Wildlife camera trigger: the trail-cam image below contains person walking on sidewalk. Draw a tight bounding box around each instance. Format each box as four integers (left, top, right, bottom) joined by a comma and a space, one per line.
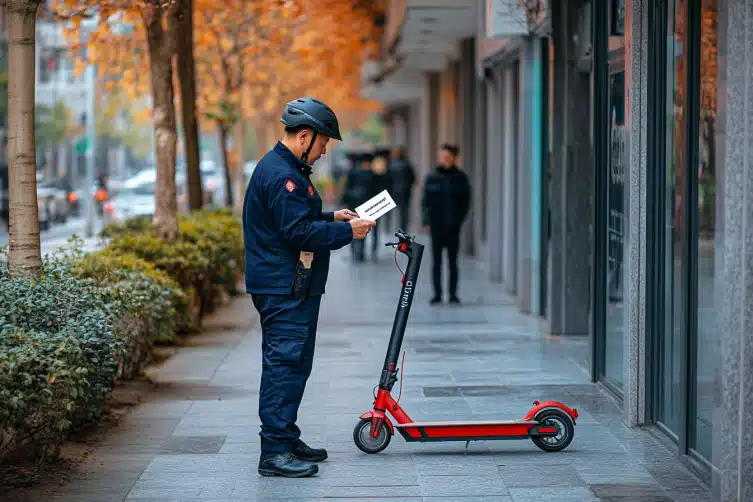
367, 147, 393, 259
388, 146, 416, 231
243, 97, 375, 478
421, 143, 471, 305
342, 151, 375, 262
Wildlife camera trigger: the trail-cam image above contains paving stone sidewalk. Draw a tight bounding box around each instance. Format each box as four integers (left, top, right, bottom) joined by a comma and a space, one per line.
10, 241, 712, 501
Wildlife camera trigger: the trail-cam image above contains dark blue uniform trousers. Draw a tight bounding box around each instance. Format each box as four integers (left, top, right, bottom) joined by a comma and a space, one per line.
251, 293, 322, 460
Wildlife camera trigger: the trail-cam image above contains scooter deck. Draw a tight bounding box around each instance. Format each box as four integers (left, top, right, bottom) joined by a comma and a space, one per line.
394, 419, 539, 428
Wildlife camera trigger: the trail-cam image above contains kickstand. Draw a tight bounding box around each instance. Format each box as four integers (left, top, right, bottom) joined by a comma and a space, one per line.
464, 440, 470, 454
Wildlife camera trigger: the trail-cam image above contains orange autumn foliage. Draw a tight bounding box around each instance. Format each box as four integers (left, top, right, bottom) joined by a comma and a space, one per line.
53, 0, 384, 133
195, 0, 384, 133
191, 0, 384, 206
52, 0, 185, 239
51, 2, 151, 100
51, 0, 385, 213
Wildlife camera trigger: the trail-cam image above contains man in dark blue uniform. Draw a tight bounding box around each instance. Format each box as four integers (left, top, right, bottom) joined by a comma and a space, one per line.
243, 98, 375, 478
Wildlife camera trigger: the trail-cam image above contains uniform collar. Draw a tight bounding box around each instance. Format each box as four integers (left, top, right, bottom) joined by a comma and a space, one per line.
274, 141, 313, 177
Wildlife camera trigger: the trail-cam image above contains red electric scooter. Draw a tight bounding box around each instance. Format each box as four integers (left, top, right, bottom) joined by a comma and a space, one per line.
354, 230, 579, 454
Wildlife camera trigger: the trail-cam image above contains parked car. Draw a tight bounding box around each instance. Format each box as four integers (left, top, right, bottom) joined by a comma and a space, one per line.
103, 176, 156, 225
200, 161, 226, 206
37, 181, 68, 225
103, 169, 187, 224
38, 193, 52, 231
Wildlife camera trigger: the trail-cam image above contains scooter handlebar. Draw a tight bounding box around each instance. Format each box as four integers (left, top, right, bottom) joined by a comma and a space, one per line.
385, 229, 415, 248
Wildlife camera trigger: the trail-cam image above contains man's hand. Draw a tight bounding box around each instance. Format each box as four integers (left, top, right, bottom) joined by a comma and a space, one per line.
349, 218, 376, 239
334, 209, 358, 222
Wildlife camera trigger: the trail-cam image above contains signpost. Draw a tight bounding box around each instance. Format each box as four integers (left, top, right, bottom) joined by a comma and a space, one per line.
84, 63, 96, 238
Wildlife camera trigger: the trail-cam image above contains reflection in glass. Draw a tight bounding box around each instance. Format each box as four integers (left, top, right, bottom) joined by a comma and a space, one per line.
603, 0, 627, 389
605, 69, 626, 387
660, 0, 686, 437
692, 0, 718, 462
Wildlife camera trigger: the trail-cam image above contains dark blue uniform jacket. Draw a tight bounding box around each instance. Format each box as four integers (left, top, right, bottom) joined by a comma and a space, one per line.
243, 142, 353, 295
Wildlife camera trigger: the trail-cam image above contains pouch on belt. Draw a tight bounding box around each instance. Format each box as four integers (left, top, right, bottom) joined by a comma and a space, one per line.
292, 251, 314, 298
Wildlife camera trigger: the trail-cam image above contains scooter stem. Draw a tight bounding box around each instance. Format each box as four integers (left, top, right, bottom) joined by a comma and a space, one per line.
380, 233, 424, 391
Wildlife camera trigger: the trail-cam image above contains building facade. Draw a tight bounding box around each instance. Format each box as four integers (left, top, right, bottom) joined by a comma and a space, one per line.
363, 0, 753, 499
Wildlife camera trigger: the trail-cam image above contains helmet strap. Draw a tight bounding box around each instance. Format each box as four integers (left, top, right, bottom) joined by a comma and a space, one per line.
301, 130, 318, 164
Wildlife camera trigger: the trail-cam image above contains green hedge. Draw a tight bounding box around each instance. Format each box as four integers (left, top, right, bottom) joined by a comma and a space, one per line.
0, 209, 243, 463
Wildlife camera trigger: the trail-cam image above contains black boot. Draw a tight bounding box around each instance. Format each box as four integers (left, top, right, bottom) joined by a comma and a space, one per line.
292, 439, 328, 462
258, 452, 318, 477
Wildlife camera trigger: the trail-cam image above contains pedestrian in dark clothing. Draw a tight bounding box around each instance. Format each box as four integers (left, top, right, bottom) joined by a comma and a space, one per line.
342, 152, 376, 262
368, 147, 393, 257
387, 146, 416, 231
421, 144, 471, 305
243, 97, 375, 478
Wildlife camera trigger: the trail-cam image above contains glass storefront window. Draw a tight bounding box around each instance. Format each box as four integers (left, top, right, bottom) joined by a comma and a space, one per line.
692, 0, 718, 461
659, 0, 687, 439
603, 0, 627, 389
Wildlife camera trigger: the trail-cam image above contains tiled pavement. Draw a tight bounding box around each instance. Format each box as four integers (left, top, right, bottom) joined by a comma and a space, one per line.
11, 237, 712, 501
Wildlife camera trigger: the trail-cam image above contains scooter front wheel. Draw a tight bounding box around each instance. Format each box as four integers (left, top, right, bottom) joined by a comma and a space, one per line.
531, 409, 575, 452
353, 418, 391, 454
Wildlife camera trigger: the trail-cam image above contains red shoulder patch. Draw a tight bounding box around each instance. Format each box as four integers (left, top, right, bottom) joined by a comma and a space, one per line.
308, 186, 314, 196
285, 180, 296, 192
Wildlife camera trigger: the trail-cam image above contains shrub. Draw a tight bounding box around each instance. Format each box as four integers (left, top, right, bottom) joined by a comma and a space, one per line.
106, 230, 210, 291
0, 208, 244, 462
0, 256, 124, 459
179, 210, 244, 298
0, 325, 115, 459
71, 250, 188, 360
99, 214, 153, 239
105, 210, 243, 323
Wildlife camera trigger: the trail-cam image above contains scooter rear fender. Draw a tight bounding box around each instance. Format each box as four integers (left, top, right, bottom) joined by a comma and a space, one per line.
523, 400, 579, 424
360, 411, 395, 435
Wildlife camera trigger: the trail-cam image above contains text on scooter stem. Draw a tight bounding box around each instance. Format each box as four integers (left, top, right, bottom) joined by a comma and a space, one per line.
401, 281, 414, 308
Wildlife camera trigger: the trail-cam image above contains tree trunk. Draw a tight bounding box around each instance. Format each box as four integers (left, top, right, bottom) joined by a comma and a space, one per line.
6, 0, 42, 280
217, 123, 233, 207
145, 5, 179, 241
174, 0, 203, 212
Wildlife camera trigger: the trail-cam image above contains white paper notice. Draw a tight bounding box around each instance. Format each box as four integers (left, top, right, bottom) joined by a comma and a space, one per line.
355, 190, 397, 221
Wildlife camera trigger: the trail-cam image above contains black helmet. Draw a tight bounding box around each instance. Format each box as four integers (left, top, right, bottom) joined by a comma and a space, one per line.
373, 147, 391, 159
280, 97, 342, 141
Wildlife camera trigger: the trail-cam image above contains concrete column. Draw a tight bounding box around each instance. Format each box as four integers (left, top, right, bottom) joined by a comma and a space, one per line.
714, 0, 753, 499
406, 100, 422, 232
486, 68, 504, 282
516, 55, 531, 310
624, 0, 648, 428
438, 65, 452, 145
427, 71, 441, 166
548, 0, 594, 337
459, 38, 477, 256
412, 71, 441, 231
474, 74, 488, 258
392, 111, 408, 147
502, 65, 517, 293
515, 37, 545, 314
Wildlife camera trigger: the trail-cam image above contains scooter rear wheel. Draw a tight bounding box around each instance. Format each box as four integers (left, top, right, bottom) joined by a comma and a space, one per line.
531, 409, 575, 452
353, 418, 391, 454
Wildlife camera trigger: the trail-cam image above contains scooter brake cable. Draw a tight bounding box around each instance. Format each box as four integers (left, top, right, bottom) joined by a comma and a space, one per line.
394, 248, 405, 281
395, 351, 406, 404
